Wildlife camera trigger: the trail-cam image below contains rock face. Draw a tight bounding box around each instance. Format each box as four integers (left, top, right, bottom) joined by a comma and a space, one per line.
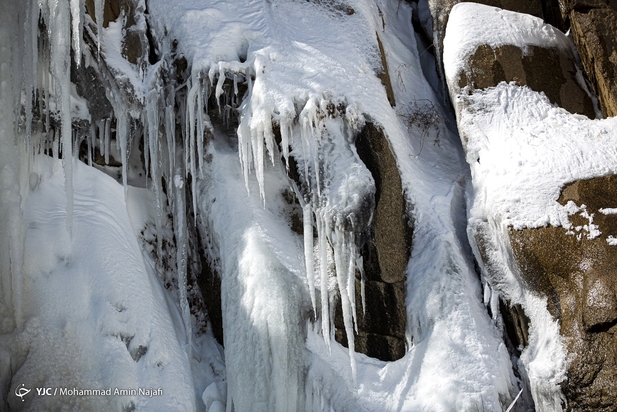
444, 4, 617, 410
509, 176, 617, 411
458, 43, 595, 118
564, 1, 617, 117
334, 123, 411, 362
85, 0, 149, 66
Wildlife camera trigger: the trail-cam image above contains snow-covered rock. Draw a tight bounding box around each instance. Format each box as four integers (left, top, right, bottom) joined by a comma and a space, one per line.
445, 3, 617, 410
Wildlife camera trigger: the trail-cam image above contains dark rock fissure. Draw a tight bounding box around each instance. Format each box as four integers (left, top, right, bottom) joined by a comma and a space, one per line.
144, 4, 161, 65
499, 299, 530, 355
587, 318, 617, 333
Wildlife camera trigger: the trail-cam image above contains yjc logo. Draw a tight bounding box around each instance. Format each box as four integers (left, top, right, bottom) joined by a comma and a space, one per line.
14, 384, 31, 402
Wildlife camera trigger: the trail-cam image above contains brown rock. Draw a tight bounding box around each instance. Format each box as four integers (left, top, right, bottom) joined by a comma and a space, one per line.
332, 122, 411, 361
458, 43, 595, 117
356, 123, 413, 284
334, 279, 407, 362
561, 0, 617, 12
499, 299, 530, 352
376, 33, 396, 107
508, 175, 617, 411
85, 0, 121, 28
335, 329, 406, 362
569, 6, 617, 117
335, 279, 406, 340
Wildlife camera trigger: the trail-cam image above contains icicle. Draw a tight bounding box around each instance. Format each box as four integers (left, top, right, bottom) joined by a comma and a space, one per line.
183, 78, 191, 179
237, 100, 253, 192
173, 170, 192, 346
116, 111, 128, 192
252, 123, 265, 204
347, 232, 358, 333
280, 117, 291, 167
186, 74, 199, 221
196, 78, 205, 175
332, 222, 356, 382
48, 0, 74, 235
358, 256, 366, 315
303, 203, 316, 314
104, 118, 110, 165
88, 125, 94, 166
317, 212, 330, 351
146, 89, 164, 259
143, 116, 149, 186
94, 0, 104, 55
215, 65, 225, 113
165, 102, 176, 192
23, 1, 38, 147
69, 0, 83, 66
263, 111, 275, 167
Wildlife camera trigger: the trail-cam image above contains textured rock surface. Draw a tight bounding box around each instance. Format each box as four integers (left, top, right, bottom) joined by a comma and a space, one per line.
509, 176, 617, 411
565, 1, 617, 117
458, 43, 595, 118
356, 123, 412, 285
335, 279, 407, 361
82, 0, 149, 114
334, 123, 411, 362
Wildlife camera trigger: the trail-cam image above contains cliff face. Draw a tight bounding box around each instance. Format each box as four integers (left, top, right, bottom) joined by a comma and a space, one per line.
1, 0, 617, 411
443, 3, 617, 410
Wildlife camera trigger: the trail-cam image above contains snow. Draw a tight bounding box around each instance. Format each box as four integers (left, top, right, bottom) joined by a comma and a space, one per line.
8, 156, 195, 411
454, 82, 617, 230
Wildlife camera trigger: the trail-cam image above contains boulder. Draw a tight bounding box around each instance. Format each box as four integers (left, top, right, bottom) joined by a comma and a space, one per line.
444, 4, 617, 409
509, 176, 617, 411
356, 123, 413, 284
335, 279, 407, 361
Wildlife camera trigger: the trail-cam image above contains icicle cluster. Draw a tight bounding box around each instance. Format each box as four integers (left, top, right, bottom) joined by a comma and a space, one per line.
0, 0, 205, 346
0, 0, 92, 328
237, 79, 376, 379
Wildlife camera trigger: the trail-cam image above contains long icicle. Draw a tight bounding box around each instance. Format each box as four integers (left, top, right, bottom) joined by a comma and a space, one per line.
49, 0, 74, 236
